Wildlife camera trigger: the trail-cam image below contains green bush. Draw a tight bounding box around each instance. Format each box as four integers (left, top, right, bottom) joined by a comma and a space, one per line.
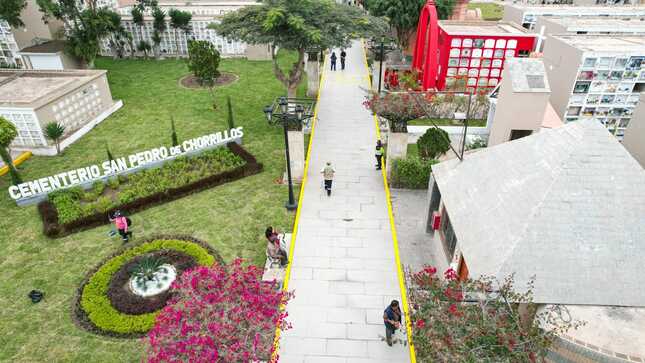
80, 239, 216, 334
49, 187, 85, 224
106, 177, 120, 190
391, 156, 437, 189
417, 127, 451, 159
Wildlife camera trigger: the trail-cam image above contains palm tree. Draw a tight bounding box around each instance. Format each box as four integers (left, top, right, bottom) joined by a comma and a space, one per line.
44, 122, 65, 155
131, 7, 144, 54
137, 40, 152, 59
168, 8, 191, 58
0, 116, 22, 184
151, 7, 166, 59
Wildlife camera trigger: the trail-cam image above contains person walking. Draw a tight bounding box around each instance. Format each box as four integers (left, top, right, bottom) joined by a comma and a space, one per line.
375, 139, 385, 170
321, 161, 335, 196
109, 210, 132, 243
330, 51, 337, 71
340, 49, 347, 70
383, 300, 402, 346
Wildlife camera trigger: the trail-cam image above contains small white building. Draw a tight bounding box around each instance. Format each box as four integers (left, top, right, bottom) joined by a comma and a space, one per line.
0, 69, 122, 155
19, 40, 81, 70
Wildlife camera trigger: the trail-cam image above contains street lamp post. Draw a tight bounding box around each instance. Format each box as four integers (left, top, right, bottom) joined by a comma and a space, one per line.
264, 97, 315, 211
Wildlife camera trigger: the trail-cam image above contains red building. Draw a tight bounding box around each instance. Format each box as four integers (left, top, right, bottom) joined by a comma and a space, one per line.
436, 21, 537, 92
413, 3, 537, 93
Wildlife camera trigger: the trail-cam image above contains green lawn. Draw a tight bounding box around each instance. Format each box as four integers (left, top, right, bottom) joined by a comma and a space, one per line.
468, 2, 504, 20
0, 52, 305, 362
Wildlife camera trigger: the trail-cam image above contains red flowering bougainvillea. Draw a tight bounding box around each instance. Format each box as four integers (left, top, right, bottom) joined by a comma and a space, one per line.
144, 259, 292, 362
408, 266, 584, 362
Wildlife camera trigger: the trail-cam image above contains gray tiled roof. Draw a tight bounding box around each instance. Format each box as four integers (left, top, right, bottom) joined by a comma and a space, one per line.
432, 120, 645, 306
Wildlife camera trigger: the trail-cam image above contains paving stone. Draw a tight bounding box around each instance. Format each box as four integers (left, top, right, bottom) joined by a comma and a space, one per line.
280, 42, 409, 363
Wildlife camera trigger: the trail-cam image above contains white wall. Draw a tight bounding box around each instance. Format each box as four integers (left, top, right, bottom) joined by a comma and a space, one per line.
27, 54, 64, 70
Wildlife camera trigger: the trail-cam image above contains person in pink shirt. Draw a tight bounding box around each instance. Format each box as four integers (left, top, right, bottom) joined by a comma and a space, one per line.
110, 210, 132, 243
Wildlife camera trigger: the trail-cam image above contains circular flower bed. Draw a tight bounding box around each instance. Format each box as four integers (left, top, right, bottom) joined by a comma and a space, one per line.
74, 235, 223, 338
179, 72, 238, 89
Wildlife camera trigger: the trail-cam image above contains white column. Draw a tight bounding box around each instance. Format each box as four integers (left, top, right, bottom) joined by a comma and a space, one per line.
385, 131, 408, 180
287, 130, 305, 182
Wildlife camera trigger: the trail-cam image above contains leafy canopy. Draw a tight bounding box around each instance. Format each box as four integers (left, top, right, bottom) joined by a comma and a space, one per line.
168, 8, 191, 32
44, 122, 65, 141
37, 0, 120, 66
187, 40, 221, 86
214, 0, 387, 51
417, 127, 450, 159
365, 0, 456, 48
0, 116, 18, 147
0, 0, 27, 27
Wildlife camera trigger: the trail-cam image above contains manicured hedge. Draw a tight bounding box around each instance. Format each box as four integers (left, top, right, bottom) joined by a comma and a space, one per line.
73, 235, 223, 338
39, 143, 262, 238
390, 156, 438, 189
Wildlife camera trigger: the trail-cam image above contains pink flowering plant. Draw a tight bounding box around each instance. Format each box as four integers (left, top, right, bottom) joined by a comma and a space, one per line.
408, 266, 584, 362
144, 259, 293, 362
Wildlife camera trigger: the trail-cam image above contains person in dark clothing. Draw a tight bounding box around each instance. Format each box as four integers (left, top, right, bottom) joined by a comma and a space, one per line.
383, 300, 402, 346
340, 49, 347, 70
375, 139, 384, 170
330, 51, 337, 71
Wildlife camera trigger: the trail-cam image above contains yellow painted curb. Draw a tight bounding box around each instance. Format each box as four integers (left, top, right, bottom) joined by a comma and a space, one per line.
0, 151, 32, 177
271, 54, 328, 362
361, 40, 418, 363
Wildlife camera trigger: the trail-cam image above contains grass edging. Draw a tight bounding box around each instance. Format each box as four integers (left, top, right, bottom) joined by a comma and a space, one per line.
72, 234, 224, 339
38, 142, 263, 238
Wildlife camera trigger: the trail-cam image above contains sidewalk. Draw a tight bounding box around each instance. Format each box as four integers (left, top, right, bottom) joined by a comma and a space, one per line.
279, 41, 411, 363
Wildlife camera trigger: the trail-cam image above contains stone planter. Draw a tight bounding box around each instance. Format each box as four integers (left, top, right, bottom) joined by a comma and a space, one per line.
385, 131, 408, 180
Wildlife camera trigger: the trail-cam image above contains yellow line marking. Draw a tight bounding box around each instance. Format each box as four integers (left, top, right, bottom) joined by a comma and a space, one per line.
271, 55, 327, 362
361, 39, 417, 363
0, 151, 32, 177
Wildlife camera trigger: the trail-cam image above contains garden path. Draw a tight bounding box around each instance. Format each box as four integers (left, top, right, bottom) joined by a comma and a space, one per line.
279, 41, 412, 363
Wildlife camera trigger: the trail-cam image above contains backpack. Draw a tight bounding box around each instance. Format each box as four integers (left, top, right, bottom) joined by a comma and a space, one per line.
126, 217, 132, 227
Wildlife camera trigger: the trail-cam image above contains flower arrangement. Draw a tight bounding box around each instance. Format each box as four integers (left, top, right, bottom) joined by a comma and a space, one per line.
408, 265, 584, 362
144, 259, 293, 362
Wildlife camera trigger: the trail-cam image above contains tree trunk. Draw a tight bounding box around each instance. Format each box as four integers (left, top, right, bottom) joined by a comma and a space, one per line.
271, 46, 305, 99
0, 147, 22, 185
55, 141, 60, 155
287, 83, 298, 99
174, 28, 180, 59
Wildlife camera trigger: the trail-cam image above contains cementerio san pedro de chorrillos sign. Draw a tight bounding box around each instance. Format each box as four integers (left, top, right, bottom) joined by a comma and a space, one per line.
8, 127, 244, 202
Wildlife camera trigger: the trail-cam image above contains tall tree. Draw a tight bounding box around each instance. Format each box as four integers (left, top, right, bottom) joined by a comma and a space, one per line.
168, 8, 191, 58
131, 7, 144, 52
366, 0, 455, 49
137, 40, 152, 59
213, 0, 387, 98
0, 0, 27, 27
0, 116, 22, 185
105, 10, 126, 59
187, 40, 221, 108
36, 0, 115, 67
151, 6, 166, 59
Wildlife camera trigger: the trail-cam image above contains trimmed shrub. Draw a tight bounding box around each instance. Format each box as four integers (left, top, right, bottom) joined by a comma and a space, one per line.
417, 127, 451, 159
391, 156, 438, 189
39, 143, 262, 238
75, 236, 222, 338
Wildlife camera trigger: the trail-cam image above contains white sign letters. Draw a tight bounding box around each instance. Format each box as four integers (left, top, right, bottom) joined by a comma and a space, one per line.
8, 127, 244, 201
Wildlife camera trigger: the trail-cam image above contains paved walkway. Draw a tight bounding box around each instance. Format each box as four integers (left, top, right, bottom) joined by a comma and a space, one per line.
279, 42, 411, 363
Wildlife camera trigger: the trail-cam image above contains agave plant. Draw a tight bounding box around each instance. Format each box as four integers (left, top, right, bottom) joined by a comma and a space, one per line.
129, 256, 167, 290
